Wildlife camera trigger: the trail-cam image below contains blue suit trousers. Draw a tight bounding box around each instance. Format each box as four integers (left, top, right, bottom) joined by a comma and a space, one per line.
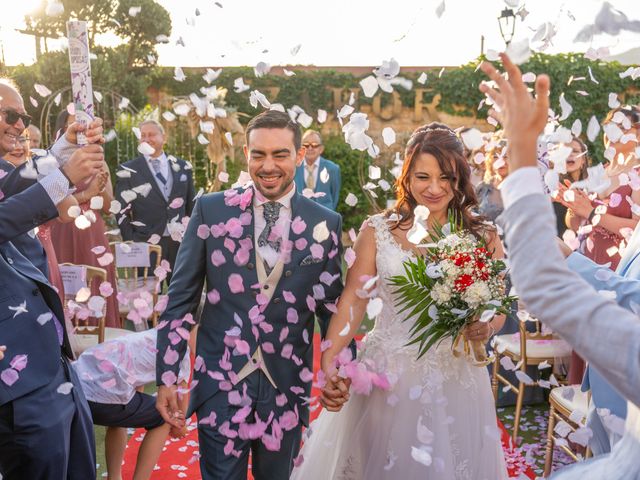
197, 371, 303, 480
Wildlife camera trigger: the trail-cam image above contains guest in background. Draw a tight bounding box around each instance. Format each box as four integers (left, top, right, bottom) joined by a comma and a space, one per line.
475, 131, 509, 222
294, 129, 341, 211
27, 124, 41, 149
458, 127, 488, 188
50, 110, 121, 328
551, 136, 590, 236
468, 146, 488, 188
560, 106, 640, 272
114, 119, 195, 283
557, 105, 640, 385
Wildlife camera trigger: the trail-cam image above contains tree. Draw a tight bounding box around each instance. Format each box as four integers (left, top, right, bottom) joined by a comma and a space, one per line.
22, 0, 171, 67
113, 0, 172, 70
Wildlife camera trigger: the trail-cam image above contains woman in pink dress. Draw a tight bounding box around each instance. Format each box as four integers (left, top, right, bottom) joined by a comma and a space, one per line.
50, 110, 121, 328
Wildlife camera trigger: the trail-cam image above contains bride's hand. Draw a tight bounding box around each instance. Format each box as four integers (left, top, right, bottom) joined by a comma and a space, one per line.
462, 321, 492, 343
319, 354, 351, 412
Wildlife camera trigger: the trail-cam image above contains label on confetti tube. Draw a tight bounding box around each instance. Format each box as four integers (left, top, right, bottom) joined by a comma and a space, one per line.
67, 20, 94, 145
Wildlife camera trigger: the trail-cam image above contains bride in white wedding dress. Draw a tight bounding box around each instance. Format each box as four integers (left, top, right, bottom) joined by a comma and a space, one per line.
291, 123, 509, 480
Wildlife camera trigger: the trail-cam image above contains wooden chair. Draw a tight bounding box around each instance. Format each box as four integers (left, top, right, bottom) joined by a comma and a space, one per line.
544, 385, 592, 477
110, 241, 162, 328
491, 315, 572, 443
60, 263, 130, 356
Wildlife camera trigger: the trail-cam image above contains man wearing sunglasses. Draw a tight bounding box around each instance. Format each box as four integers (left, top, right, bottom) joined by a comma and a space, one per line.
0, 79, 106, 480
294, 129, 341, 211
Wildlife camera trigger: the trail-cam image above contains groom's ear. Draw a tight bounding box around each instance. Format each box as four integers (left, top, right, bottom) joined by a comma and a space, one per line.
243, 144, 249, 162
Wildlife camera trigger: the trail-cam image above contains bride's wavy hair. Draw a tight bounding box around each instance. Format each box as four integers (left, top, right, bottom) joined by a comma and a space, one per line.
390, 122, 490, 238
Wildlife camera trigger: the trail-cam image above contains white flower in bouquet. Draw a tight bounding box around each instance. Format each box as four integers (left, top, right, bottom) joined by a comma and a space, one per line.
431, 283, 452, 305
462, 281, 492, 308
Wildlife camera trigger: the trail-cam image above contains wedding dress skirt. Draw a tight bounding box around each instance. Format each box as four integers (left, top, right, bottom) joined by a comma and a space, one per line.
291, 214, 508, 480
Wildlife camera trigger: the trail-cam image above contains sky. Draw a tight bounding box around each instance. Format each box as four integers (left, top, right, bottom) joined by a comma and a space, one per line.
1, 0, 639, 67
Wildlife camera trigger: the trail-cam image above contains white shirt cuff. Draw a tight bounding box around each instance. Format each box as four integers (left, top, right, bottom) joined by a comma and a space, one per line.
49, 134, 77, 166
39, 169, 71, 206
499, 167, 544, 210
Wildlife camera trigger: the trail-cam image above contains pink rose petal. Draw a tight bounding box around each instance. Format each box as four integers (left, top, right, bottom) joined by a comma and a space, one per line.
197, 224, 211, 239
97, 252, 114, 266
10, 354, 28, 371
99, 281, 114, 297
228, 274, 244, 293
286, 308, 299, 324
207, 289, 221, 304
291, 217, 306, 235
163, 347, 179, 366
310, 243, 324, 259
161, 370, 177, 386
211, 250, 226, 267
1, 368, 19, 386
169, 197, 184, 209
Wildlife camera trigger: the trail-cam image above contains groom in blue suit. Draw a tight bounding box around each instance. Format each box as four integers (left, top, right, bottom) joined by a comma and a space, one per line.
294, 129, 341, 211
564, 223, 640, 454
156, 111, 348, 479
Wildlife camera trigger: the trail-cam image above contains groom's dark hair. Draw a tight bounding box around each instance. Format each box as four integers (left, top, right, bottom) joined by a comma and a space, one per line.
245, 110, 302, 151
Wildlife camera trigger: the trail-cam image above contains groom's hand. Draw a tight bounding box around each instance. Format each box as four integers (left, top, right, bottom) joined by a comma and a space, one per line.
156, 385, 186, 428
320, 375, 351, 412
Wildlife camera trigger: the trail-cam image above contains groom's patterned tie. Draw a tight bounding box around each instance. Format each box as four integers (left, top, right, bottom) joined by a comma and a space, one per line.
258, 201, 282, 252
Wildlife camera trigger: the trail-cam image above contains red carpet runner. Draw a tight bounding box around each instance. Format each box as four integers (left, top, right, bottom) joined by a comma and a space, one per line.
122, 335, 535, 479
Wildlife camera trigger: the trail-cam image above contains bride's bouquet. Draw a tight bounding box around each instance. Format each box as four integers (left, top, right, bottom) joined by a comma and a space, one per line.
389, 216, 516, 365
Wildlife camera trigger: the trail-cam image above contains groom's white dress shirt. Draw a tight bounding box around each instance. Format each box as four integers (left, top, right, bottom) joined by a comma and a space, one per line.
499, 166, 640, 479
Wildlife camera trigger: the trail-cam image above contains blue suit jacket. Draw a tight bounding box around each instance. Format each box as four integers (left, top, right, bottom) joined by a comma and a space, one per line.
0, 160, 51, 276
114, 155, 195, 241
568, 247, 640, 419
0, 239, 74, 406
294, 157, 341, 211
156, 187, 344, 426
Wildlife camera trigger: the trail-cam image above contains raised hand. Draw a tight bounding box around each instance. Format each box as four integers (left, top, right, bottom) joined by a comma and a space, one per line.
65, 117, 105, 145
61, 143, 104, 186
555, 183, 594, 218
479, 53, 550, 172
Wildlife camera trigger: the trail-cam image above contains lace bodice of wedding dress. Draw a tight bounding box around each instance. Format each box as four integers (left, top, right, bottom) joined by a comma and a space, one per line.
290, 214, 509, 480
359, 214, 479, 393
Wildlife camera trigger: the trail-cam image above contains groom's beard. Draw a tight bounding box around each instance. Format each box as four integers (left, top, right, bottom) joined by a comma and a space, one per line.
254, 173, 295, 201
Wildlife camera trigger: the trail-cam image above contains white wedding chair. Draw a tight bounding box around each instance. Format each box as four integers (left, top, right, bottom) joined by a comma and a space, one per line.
110, 241, 162, 328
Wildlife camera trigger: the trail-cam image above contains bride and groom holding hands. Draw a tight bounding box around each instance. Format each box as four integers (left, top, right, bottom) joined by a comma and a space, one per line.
155, 55, 575, 479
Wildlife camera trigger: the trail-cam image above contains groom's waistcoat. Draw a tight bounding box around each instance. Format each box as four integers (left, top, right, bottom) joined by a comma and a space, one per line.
156, 187, 343, 426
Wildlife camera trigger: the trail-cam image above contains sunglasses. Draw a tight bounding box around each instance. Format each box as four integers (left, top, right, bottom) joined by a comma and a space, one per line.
303, 142, 322, 149
1, 108, 32, 128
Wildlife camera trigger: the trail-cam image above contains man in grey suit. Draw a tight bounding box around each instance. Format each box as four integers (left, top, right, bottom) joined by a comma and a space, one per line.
480, 54, 640, 478
155, 110, 350, 479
